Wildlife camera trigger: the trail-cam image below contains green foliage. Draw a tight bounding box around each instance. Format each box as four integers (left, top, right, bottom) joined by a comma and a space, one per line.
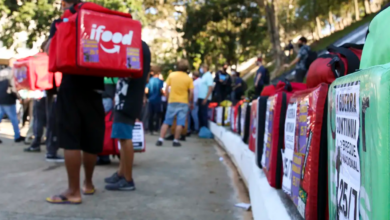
181, 0, 269, 69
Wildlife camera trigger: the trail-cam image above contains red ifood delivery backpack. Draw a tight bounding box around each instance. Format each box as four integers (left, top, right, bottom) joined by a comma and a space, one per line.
14, 53, 62, 91
49, 3, 143, 78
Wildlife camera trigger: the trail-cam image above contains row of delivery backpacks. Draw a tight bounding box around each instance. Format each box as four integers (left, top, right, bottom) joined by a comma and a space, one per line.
208, 6, 390, 219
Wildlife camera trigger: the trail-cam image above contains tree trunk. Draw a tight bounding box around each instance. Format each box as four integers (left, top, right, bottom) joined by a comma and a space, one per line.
257, 0, 284, 78
328, 11, 335, 33
316, 17, 323, 39
354, 0, 361, 20
363, 0, 371, 14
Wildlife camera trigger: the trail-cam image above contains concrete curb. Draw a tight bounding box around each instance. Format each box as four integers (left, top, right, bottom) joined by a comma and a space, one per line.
210, 122, 291, 220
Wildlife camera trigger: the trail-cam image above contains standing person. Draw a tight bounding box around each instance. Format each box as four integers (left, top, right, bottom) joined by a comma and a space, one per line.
156, 60, 194, 147
213, 63, 232, 103
284, 36, 311, 82
23, 91, 48, 153
104, 41, 151, 191
198, 64, 213, 129
188, 71, 201, 134
254, 58, 268, 96
0, 58, 25, 143
46, 0, 105, 204
145, 70, 164, 135
231, 71, 245, 104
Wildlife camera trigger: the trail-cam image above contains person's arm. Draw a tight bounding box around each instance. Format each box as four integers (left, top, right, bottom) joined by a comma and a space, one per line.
203, 76, 214, 105
145, 84, 149, 95
188, 79, 194, 109
285, 56, 300, 68
165, 76, 171, 101
233, 83, 242, 90
255, 72, 261, 86
45, 19, 62, 54
9, 70, 22, 101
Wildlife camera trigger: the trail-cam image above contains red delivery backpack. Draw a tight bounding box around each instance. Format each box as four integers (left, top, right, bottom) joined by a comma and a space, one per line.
306, 44, 363, 88
14, 53, 62, 91
248, 99, 258, 152
261, 84, 276, 96
261, 81, 306, 188
208, 102, 218, 122
49, 3, 143, 78
256, 81, 306, 168
281, 84, 328, 220
100, 111, 119, 156
100, 111, 145, 156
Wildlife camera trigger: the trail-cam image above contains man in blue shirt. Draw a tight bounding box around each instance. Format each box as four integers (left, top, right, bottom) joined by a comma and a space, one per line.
198, 64, 214, 128
145, 71, 164, 134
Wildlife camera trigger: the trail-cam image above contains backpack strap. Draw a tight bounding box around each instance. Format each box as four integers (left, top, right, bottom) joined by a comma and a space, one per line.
327, 45, 360, 75
69, 3, 84, 14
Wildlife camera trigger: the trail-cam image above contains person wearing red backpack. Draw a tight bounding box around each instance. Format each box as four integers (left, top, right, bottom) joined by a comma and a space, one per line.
46, 0, 105, 204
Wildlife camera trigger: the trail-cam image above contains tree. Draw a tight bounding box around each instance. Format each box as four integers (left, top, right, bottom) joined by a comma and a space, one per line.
181, 0, 268, 70
256, 0, 284, 77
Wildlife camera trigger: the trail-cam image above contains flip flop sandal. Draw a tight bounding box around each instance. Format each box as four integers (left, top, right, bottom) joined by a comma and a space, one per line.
83, 189, 96, 195
46, 195, 82, 205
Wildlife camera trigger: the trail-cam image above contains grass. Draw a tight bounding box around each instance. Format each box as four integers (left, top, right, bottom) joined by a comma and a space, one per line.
310, 13, 376, 51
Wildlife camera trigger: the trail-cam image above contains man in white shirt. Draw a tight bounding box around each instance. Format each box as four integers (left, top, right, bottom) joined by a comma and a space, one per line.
197, 64, 214, 128
188, 72, 201, 133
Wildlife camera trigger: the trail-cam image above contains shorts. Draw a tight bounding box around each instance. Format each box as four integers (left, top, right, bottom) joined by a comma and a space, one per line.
57, 89, 105, 154
112, 123, 134, 140
163, 103, 189, 126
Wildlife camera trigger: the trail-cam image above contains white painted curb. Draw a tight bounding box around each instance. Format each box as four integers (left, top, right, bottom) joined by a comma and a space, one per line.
210, 122, 291, 220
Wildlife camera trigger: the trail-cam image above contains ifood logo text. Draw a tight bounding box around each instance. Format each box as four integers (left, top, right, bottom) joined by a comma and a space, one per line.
90, 24, 133, 53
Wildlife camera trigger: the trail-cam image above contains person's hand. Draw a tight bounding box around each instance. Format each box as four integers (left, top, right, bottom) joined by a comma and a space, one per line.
284, 64, 290, 69
202, 99, 207, 106
190, 103, 194, 110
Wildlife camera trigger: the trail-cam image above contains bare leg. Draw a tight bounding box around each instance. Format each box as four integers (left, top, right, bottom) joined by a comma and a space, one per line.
117, 155, 124, 176
119, 139, 134, 182
48, 149, 82, 202
159, 124, 170, 139
174, 125, 183, 140
83, 151, 97, 192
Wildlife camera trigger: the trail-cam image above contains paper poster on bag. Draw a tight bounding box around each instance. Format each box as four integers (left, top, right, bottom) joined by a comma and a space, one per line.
282, 102, 297, 195
118, 122, 145, 152
216, 107, 223, 126
334, 82, 361, 220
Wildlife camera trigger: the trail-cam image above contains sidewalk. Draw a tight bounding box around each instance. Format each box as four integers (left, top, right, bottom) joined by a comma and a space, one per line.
0, 121, 249, 220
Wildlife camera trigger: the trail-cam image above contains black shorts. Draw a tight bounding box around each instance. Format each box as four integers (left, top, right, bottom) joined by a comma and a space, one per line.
57, 88, 105, 154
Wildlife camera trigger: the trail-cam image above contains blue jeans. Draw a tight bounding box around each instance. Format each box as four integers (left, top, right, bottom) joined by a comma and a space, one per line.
164, 103, 189, 126
0, 104, 21, 140
188, 104, 199, 132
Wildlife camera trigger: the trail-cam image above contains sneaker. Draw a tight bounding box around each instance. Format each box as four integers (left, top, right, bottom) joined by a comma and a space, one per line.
173, 142, 182, 147
105, 172, 123, 184
15, 136, 25, 143
156, 140, 163, 147
105, 178, 135, 191
24, 147, 41, 153
46, 155, 65, 163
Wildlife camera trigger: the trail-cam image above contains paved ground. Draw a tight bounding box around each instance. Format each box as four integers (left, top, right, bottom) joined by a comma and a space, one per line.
0, 121, 249, 220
